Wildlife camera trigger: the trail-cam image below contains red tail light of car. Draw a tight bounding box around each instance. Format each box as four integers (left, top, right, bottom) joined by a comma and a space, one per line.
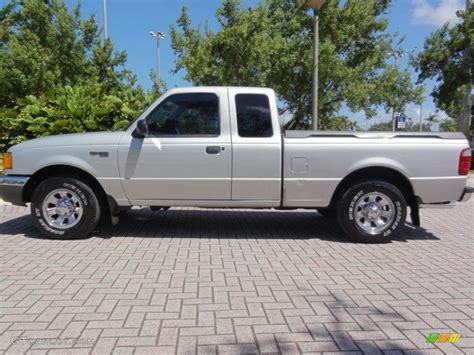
459, 148, 472, 175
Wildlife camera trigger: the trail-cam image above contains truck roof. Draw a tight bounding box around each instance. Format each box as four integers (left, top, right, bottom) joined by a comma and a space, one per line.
166, 86, 275, 93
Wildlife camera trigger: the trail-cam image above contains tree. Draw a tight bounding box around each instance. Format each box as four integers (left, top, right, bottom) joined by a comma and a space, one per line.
368, 121, 392, 131
425, 112, 439, 131
413, 3, 473, 134
368, 120, 432, 132
324, 116, 359, 131
0, 0, 149, 150
439, 118, 457, 132
408, 123, 432, 132
1, 0, 93, 107
170, 0, 423, 129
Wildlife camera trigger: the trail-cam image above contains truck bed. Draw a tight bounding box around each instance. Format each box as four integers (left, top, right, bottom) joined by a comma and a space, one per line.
282, 130, 469, 207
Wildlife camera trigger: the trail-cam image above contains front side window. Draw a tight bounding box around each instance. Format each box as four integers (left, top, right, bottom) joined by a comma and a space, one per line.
236, 94, 273, 138
146, 93, 220, 136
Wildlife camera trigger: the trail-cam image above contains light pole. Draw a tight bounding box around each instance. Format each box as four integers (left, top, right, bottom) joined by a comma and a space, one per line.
102, 0, 108, 41
419, 102, 423, 132
306, 0, 325, 131
389, 50, 406, 131
457, 0, 473, 137
149, 31, 166, 91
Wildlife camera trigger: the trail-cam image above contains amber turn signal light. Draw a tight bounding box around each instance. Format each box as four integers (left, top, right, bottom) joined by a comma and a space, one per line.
3, 152, 12, 170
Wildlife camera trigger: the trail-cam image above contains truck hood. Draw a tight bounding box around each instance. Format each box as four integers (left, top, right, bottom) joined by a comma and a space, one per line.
9, 131, 124, 152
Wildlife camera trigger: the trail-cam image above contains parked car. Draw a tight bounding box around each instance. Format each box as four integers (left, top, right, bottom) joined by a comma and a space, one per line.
1, 87, 472, 242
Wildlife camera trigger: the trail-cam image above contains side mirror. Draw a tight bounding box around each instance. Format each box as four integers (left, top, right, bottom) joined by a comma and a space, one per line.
132, 119, 148, 138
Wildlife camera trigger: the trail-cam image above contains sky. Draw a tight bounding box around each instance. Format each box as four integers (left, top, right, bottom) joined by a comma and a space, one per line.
2, 0, 467, 129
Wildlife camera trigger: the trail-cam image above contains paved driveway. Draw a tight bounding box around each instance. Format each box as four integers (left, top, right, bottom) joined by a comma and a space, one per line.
0, 191, 473, 354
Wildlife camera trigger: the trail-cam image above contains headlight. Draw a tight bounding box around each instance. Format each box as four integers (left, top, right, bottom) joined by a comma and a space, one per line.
3, 152, 12, 170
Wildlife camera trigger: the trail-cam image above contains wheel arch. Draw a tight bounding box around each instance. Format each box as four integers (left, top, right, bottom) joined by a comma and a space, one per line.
23, 165, 114, 214
329, 166, 417, 210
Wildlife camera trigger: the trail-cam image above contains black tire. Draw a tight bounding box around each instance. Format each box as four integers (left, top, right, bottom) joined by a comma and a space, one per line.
317, 208, 337, 219
336, 180, 406, 243
31, 177, 101, 239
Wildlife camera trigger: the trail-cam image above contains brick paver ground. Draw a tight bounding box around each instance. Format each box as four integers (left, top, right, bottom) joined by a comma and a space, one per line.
0, 185, 473, 354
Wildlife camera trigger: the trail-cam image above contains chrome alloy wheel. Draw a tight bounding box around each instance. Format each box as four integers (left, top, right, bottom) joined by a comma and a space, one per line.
42, 188, 83, 229
354, 192, 395, 235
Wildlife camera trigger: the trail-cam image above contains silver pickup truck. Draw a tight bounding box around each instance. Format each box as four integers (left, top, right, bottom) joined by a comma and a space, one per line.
1, 87, 472, 242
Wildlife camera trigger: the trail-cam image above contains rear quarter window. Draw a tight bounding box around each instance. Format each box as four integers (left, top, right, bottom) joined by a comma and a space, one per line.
235, 94, 273, 138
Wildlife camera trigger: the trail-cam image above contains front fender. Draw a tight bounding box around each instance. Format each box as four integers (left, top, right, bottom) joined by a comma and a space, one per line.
9, 144, 129, 207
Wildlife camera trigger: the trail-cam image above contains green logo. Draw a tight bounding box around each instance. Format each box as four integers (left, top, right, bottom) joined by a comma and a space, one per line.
426, 333, 461, 344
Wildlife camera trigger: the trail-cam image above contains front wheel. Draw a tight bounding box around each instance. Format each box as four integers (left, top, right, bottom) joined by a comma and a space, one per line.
337, 181, 406, 243
31, 177, 101, 239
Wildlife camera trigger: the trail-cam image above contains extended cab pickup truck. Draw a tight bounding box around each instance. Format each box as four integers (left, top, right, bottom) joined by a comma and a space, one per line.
1, 87, 472, 242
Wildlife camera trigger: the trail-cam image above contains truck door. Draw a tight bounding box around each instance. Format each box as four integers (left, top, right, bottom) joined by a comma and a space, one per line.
118, 88, 232, 203
228, 88, 282, 205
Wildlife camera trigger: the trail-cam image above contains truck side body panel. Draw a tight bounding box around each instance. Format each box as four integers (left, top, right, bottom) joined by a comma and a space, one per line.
283, 135, 468, 207
6, 132, 129, 206
117, 87, 233, 205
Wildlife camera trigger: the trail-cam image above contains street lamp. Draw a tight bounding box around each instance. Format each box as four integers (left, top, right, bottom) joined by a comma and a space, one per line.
306, 0, 325, 131
102, 0, 108, 41
149, 31, 166, 91
419, 102, 423, 132
389, 50, 407, 131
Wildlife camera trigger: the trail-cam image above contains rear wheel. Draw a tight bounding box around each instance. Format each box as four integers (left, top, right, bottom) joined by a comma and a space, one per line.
31, 177, 101, 239
336, 180, 406, 243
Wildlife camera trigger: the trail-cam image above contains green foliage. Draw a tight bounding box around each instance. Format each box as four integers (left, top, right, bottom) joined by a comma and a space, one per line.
322, 116, 358, 131
0, 0, 151, 149
413, 4, 473, 123
8, 83, 152, 140
410, 122, 433, 132
170, 0, 423, 129
439, 118, 458, 132
368, 121, 393, 131
368, 119, 432, 132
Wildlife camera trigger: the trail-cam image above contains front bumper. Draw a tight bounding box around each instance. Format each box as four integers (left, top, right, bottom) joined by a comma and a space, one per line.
0, 175, 29, 206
